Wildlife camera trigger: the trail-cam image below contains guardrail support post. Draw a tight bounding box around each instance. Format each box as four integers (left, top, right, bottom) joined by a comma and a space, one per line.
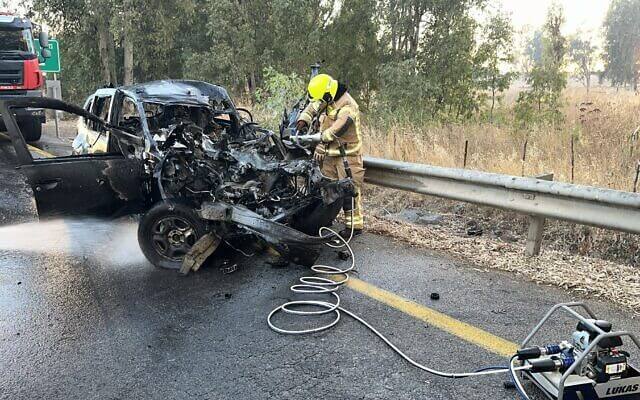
525, 173, 554, 257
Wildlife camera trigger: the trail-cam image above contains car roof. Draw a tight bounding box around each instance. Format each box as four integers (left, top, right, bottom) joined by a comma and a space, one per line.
92, 88, 117, 97
118, 80, 234, 108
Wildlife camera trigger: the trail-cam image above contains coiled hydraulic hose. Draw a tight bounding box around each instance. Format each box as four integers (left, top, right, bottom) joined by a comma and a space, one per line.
267, 203, 532, 380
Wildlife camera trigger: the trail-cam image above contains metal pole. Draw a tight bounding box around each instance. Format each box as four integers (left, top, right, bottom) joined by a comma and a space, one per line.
463, 140, 469, 168
633, 161, 640, 192
526, 173, 554, 257
53, 73, 60, 139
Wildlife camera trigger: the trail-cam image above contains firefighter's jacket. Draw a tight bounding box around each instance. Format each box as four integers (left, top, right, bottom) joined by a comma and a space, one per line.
297, 92, 362, 157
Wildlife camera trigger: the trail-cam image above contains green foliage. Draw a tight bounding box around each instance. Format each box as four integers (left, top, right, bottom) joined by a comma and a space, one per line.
319, 0, 380, 107
375, 59, 434, 123
254, 67, 305, 129
516, 2, 567, 127
30, 0, 571, 130
33, 0, 201, 100
474, 10, 517, 119
55, 29, 105, 104
569, 36, 597, 90
378, 0, 429, 61
417, 0, 486, 119
183, 0, 335, 96
603, 0, 640, 88
375, 0, 520, 123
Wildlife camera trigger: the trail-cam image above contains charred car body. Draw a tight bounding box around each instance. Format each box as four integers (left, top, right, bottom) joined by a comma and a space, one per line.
1, 80, 354, 270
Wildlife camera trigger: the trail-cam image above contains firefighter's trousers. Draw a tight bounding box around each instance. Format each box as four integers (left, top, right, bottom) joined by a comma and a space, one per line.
320, 154, 365, 229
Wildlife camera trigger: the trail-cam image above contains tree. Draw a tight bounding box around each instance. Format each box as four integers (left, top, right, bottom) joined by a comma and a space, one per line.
569, 35, 598, 92
32, 0, 116, 100
603, 0, 640, 89
514, 26, 542, 78
320, 0, 380, 106
417, 0, 487, 119
475, 10, 516, 120
516, 2, 567, 125
378, 0, 431, 61
182, 0, 335, 97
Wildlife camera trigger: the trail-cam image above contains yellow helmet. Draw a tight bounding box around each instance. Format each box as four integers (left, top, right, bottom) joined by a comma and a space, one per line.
307, 74, 338, 103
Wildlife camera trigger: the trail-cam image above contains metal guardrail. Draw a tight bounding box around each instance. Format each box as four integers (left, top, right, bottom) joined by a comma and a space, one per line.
363, 156, 640, 255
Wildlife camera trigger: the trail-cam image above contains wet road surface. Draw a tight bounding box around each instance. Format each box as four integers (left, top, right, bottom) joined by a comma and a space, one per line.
1, 132, 639, 400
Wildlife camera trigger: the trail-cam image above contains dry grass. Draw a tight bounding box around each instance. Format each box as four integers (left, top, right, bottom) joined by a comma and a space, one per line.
358, 87, 640, 266
367, 215, 640, 313
355, 86, 640, 312
363, 87, 640, 191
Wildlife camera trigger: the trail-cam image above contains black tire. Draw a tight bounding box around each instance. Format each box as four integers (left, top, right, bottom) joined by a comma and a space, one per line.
291, 198, 343, 236
138, 201, 208, 270
18, 119, 42, 142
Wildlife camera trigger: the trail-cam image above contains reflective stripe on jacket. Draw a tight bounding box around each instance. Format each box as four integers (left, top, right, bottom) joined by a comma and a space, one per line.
298, 92, 362, 157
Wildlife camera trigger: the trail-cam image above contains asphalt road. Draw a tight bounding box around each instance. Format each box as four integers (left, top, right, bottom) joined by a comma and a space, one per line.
1, 131, 639, 400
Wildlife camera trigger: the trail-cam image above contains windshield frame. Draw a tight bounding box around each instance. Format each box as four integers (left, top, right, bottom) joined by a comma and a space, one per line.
0, 28, 35, 53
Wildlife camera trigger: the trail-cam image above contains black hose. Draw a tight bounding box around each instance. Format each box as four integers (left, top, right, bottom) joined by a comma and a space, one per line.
236, 107, 254, 122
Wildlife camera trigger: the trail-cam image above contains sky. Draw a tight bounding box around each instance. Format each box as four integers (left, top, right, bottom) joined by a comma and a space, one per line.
496, 0, 611, 34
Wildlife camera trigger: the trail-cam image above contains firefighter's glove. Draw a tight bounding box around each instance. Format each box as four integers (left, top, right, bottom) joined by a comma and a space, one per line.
321, 130, 335, 143
313, 143, 326, 163
296, 120, 308, 133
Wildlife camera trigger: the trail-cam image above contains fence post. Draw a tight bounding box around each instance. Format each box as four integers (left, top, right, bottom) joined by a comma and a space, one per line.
525, 173, 554, 257
463, 139, 469, 168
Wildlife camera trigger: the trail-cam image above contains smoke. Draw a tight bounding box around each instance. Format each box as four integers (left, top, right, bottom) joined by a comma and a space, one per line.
0, 218, 148, 266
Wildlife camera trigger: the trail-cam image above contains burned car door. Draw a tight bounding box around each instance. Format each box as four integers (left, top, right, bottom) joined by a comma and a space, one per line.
1, 97, 146, 219
73, 91, 115, 155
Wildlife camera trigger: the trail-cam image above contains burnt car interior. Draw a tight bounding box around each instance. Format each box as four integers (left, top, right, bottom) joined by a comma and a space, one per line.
0, 80, 355, 271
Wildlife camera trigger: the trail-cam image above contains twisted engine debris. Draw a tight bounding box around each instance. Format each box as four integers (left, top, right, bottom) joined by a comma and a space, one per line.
154, 117, 321, 220
146, 102, 354, 269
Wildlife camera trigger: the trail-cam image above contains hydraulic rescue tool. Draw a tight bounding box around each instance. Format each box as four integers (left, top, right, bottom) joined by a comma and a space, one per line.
512, 302, 640, 400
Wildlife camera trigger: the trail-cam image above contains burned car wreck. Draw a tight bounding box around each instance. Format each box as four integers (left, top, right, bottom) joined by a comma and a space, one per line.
1, 80, 354, 271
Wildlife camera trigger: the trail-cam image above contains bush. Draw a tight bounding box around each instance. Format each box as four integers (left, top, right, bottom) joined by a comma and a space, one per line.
368, 60, 439, 128
254, 67, 305, 129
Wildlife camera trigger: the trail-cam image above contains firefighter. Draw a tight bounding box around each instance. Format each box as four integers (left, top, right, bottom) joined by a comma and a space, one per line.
296, 74, 365, 237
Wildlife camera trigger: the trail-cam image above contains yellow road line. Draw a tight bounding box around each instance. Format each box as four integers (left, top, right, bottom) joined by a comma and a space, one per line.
27, 144, 55, 158
0, 132, 55, 158
345, 277, 519, 357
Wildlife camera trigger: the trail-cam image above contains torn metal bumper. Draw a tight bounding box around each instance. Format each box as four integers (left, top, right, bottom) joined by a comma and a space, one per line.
198, 202, 334, 266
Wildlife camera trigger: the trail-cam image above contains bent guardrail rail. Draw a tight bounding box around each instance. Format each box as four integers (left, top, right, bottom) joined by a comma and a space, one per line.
363, 156, 640, 255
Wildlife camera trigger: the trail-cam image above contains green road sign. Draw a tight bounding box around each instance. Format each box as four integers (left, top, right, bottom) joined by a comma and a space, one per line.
34, 39, 61, 73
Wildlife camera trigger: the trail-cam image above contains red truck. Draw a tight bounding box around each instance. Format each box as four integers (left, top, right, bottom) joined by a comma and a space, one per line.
0, 12, 50, 142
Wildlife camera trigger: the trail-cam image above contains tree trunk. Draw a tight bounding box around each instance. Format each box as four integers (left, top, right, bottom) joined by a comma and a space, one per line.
245, 71, 257, 101
107, 32, 118, 86
410, 2, 422, 58
97, 24, 112, 85
490, 89, 496, 121
123, 31, 134, 85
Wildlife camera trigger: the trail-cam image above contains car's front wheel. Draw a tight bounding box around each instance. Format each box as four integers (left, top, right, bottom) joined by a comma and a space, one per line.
138, 201, 208, 270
